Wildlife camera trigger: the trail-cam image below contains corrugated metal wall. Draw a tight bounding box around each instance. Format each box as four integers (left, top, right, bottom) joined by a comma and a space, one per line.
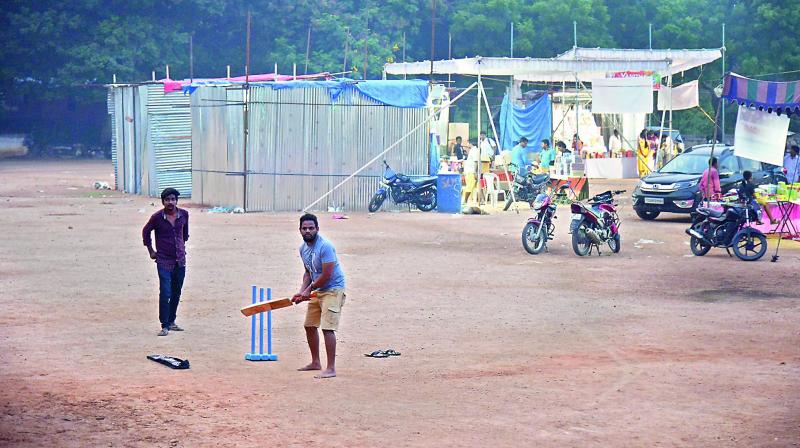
192, 84, 430, 212
147, 84, 192, 197
107, 90, 118, 189
107, 84, 192, 197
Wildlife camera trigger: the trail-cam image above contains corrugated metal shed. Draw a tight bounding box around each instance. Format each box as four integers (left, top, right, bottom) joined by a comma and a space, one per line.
191, 84, 431, 212
106, 83, 192, 197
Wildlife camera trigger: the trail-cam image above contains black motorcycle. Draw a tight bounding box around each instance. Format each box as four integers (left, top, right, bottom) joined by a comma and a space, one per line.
368, 161, 437, 212
685, 202, 768, 261
503, 168, 551, 211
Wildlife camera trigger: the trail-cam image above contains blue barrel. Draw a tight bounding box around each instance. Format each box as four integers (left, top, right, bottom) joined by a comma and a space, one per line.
437, 173, 462, 213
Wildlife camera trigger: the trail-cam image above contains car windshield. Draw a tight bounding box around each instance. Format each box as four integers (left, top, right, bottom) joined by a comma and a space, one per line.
658, 153, 712, 175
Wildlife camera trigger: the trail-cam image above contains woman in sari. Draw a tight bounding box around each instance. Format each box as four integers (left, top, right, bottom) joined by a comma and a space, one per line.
637, 130, 651, 177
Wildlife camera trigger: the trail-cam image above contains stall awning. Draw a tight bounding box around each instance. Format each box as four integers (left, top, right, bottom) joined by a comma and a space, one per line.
722, 72, 800, 116
555, 47, 723, 76
384, 56, 670, 82
384, 47, 722, 83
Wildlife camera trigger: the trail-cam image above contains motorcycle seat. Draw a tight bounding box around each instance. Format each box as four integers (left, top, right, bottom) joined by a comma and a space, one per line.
531, 174, 550, 185
697, 207, 724, 218
410, 176, 437, 186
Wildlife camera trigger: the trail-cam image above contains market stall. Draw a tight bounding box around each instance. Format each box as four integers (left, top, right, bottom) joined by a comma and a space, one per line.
721, 73, 800, 250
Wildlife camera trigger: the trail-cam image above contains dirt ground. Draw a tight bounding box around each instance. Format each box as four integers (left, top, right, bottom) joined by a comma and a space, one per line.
1, 159, 799, 447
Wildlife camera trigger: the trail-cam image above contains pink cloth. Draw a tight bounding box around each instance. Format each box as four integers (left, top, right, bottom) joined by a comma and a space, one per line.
698, 167, 721, 199
161, 72, 332, 93
750, 202, 800, 237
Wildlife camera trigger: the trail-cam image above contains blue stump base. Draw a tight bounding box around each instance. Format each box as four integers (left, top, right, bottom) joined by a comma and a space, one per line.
245, 353, 278, 361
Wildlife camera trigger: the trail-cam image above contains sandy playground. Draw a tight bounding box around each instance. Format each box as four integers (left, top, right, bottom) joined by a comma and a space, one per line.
1, 159, 799, 447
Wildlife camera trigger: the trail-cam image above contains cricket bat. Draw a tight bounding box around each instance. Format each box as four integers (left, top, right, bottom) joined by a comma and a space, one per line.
240, 291, 318, 317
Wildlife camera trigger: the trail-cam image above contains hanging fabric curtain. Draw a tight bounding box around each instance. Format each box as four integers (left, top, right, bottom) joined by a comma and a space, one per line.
722, 72, 800, 116
591, 77, 653, 114
657, 80, 699, 111
499, 93, 552, 151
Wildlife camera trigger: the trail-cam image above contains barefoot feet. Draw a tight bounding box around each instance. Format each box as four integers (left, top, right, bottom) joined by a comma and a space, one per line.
314, 369, 336, 379
297, 363, 321, 371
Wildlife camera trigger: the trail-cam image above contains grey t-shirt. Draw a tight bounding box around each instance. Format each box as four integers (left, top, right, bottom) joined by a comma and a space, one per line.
299, 235, 346, 291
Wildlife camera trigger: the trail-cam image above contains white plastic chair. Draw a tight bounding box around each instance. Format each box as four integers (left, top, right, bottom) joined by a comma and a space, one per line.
482, 173, 505, 207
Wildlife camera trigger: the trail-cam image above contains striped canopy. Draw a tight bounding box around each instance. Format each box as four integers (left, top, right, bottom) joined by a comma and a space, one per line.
722, 72, 800, 116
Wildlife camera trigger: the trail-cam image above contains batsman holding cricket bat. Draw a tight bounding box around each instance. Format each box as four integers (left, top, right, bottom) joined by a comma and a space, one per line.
292, 213, 346, 379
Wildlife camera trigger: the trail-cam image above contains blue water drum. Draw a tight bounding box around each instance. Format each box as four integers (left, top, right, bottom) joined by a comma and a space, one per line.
436, 173, 462, 213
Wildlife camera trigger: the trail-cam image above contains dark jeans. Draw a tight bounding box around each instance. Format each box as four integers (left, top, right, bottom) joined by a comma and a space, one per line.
157, 265, 186, 329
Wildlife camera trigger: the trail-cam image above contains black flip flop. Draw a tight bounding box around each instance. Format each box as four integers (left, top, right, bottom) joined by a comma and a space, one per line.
364, 350, 389, 358
383, 349, 401, 356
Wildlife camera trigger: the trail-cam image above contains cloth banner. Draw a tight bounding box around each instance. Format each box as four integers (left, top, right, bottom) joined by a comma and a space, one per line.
657, 80, 699, 111
734, 106, 789, 166
591, 77, 653, 114
499, 93, 552, 151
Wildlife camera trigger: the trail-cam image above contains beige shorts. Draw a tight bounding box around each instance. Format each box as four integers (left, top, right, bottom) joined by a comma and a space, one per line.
304, 289, 346, 331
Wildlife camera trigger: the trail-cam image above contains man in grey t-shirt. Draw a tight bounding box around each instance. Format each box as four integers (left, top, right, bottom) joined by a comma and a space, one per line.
292, 213, 346, 379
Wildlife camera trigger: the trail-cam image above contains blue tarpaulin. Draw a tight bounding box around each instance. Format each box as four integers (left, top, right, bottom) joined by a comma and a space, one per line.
183, 78, 429, 108
499, 93, 552, 152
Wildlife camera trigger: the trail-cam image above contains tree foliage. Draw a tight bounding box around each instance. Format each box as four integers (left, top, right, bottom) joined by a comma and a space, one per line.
0, 0, 797, 144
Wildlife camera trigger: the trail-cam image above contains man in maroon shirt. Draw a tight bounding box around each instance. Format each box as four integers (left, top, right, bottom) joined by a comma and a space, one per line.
142, 188, 189, 336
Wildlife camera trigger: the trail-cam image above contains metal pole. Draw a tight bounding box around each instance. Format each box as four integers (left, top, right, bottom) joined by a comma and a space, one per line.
448, 32, 452, 85
477, 73, 482, 204
510, 22, 514, 57
305, 23, 312, 75
343, 28, 350, 74
242, 11, 251, 211
721, 22, 726, 143
364, 28, 369, 80
573, 21, 577, 48
189, 35, 194, 83
402, 31, 406, 80
430, 0, 436, 83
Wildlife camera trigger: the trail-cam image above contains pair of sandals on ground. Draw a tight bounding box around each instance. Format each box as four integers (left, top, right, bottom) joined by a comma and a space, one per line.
364, 349, 401, 358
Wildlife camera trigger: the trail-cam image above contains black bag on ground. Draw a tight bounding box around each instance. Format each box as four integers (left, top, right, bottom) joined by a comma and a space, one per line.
147, 354, 190, 369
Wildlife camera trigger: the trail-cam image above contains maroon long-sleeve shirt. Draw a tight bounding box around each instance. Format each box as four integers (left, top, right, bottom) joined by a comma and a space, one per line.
142, 208, 189, 270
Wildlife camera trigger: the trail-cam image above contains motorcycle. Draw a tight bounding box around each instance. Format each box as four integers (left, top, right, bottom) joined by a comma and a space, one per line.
521, 184, 570, 254
569, 190, 626, 256
685, 202, 767, 261
503, 167, 551, 211
368, 160, 437, 212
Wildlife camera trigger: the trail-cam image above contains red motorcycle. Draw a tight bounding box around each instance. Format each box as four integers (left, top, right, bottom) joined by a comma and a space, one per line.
569, 190, 626, 256
521, 185, 569, 254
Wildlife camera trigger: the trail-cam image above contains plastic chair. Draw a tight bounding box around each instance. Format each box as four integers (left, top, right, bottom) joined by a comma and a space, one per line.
483, 173, 505, 207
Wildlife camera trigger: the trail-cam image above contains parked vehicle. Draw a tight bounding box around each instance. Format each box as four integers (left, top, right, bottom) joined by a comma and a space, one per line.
368, 161, 437, 212
0, 134, 29, 158
521, 184, 569, 254
569, 190, 626, 256
632, 145, 785, 220
685, 202, 767, 261
503, 168, 551, 211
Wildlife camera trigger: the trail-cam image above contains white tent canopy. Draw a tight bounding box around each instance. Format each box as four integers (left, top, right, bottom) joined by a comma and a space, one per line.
555, 47, 723, 76
383, 47, 722, 82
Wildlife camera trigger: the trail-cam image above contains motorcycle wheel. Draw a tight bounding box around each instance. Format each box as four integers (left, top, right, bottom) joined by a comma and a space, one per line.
732, 230, 767, 261
571, 223, 592, 256
368, 191, 387, 212
415, 188, 437, 212
608, 233, 621, 253
521, 222, 546, 255
689, 224, 712, 256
